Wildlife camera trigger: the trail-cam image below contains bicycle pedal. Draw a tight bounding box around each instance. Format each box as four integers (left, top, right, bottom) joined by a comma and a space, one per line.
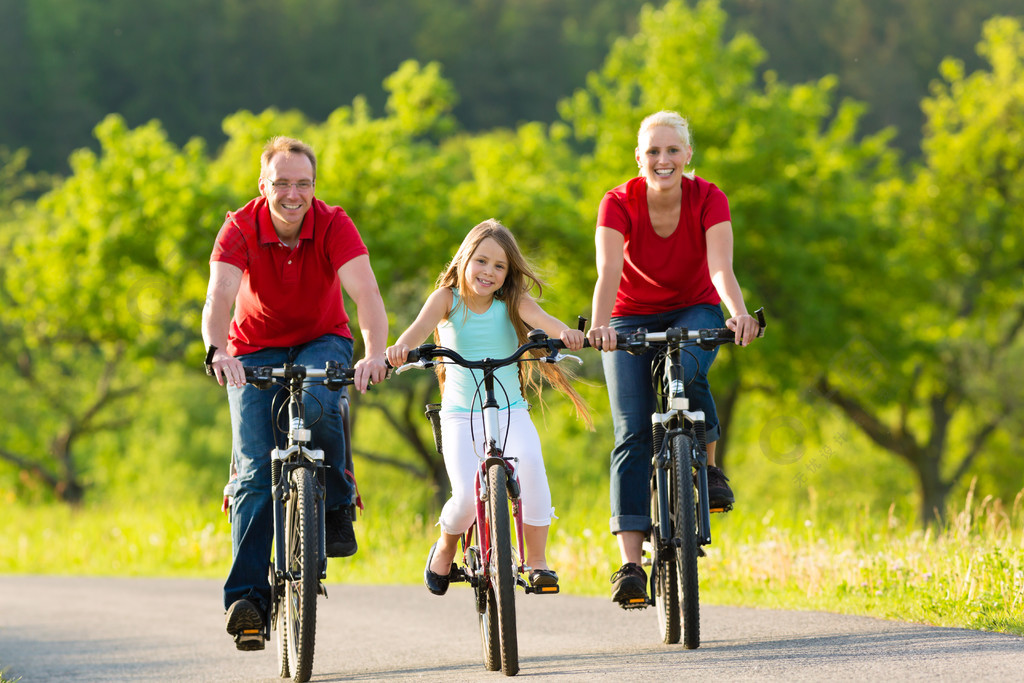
526, 584, 560, 595
619, 598, 649, 610
234, 631, 266, 651
710, 504, 733, 514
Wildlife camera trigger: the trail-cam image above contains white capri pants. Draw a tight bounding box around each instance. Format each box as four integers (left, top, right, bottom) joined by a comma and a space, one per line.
438, 407, 554, 534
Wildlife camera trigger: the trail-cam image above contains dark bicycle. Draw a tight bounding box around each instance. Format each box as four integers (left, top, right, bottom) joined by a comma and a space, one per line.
394, 329, 582, 677
614, 308, 765, 648
211, 358, 355, 682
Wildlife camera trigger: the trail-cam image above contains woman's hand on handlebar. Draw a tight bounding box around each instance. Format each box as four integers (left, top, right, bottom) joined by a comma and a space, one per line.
211, 349, 247, 387
726, 313, 760, 347
587, 324, 618, 352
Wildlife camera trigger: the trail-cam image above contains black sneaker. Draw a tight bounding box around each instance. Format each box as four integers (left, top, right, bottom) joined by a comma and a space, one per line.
610, 562, 648, 606
707, 465, 735, 509
225, 598, 265, 651
326, 506, 357, 557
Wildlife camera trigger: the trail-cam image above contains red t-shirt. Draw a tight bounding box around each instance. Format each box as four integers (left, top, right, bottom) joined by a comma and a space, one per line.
597, 176, 730, 316
210, 197, 369, 356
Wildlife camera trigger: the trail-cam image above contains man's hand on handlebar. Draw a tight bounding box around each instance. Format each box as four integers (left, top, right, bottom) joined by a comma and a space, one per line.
726, 313, 760, 347
352, 353, 388, 394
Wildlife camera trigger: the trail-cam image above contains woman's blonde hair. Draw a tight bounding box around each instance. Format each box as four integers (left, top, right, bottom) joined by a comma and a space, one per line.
435, 219, 591, 426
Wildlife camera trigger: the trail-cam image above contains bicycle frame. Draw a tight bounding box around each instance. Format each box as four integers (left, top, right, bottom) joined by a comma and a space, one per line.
399, 331, 580, 676
466, 368, 532, 593
650, 331, 713, 548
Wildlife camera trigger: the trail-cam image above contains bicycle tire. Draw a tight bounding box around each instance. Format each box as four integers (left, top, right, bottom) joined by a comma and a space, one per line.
651, 471, 681, 644
479, 581, 501, 671
670, 433, 700, 649
285, 466, 319, 681
487, 462, 519, 676
273, 566, 290, 679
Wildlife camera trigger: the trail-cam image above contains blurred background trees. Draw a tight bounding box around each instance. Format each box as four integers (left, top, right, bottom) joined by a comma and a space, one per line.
1, 0, 1022, 525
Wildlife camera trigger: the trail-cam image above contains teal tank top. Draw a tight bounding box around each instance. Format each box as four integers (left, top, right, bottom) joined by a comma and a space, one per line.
438, 289, 525, 412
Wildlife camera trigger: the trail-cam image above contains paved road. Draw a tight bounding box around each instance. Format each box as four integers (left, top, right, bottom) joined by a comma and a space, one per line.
1, 575, 1022, 681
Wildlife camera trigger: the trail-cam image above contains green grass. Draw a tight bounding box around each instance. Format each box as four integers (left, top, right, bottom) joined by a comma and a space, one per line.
3, 479, 1022, 637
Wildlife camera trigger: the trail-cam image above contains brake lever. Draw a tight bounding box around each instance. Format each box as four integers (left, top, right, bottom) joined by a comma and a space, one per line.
544, 352, 583, 365
395, 359, 435, 375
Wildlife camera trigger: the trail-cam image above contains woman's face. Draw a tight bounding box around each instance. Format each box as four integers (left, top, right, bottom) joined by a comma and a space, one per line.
636, 125, 692, 192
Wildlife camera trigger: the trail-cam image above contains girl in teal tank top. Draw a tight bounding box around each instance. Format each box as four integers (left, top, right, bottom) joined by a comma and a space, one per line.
387, 219, 591, 594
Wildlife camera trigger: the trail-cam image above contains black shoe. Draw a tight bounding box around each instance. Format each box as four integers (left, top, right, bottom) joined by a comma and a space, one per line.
529, 568, 559, 589
707, 466, 735, 509
424, 542, 454, 596
326, 506, 357, 557
610, 562, 648, 606
225, 599, 265, 651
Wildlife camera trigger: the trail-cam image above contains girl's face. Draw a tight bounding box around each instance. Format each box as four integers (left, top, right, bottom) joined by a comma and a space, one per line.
463, 236, 508, 300
636, 125, 692, 192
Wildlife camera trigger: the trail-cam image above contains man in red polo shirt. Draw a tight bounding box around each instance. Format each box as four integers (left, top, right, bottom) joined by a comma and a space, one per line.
202, 136, 388, 650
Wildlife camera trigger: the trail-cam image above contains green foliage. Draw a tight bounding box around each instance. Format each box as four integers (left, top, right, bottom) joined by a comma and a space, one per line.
7, 115, 226, 356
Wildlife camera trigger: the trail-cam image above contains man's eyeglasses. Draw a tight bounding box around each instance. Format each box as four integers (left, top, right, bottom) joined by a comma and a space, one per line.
266, 179, 314, 191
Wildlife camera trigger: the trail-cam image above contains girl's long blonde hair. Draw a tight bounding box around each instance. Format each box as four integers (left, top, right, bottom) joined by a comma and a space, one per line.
435, 219, 591, 426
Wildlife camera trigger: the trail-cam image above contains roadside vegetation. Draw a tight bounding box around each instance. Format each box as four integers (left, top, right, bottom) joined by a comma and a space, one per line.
4, 391, 1021, 637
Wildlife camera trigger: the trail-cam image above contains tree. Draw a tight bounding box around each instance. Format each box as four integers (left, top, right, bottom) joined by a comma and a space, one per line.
818, 17, 1024, 522
0, 116, 229, 502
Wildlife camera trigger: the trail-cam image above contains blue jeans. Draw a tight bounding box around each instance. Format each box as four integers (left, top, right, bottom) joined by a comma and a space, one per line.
602, 304, 725, 535
223, 334, 354, 612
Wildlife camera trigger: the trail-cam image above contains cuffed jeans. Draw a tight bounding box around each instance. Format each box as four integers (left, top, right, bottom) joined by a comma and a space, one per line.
223, 334, 354, 612
602, 304, 725, 535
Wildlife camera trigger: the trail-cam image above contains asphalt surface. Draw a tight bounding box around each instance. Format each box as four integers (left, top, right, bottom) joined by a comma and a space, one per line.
1, 575, 1022, 681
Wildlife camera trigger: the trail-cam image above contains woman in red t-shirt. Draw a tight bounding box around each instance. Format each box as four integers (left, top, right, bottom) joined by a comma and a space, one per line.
587, 110, 761, 606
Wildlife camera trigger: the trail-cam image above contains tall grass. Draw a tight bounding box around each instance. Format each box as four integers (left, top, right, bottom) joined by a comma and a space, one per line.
3, 480, 1021, 636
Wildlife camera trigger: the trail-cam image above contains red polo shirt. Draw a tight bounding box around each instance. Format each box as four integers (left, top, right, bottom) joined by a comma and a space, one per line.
210, 197, 369, 356
597, 175, 730, 316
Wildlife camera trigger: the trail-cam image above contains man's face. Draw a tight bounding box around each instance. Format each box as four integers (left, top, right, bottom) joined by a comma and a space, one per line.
258, 152, 315, 234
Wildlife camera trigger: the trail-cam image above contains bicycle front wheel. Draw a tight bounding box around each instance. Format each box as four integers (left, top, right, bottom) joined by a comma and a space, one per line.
651, 469, 681, 644
670, 433, 700, 649
486, 462, 519, 676
284, 466, 319, 681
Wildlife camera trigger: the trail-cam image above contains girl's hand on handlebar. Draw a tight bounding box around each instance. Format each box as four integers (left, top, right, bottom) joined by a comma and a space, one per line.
726, 313, 760, 347
587, 324, 618, 352
559, 328, 586, 351
385, 343, 410, 369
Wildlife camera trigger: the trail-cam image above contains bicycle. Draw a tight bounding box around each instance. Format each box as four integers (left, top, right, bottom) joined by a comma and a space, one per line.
613, 308, 765, 649
393, 328, 583, 677
208, 354, 356, 683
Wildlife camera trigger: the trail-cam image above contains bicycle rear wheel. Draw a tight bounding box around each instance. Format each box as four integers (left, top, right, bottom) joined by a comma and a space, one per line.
486, 462, 519, 676
284, 466, 319, 681
670, 433, 700, 649
651, 470, 681, 644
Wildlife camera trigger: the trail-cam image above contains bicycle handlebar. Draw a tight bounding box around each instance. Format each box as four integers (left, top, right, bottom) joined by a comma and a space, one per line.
242, 361, 357, 390
615, 307, 767, 353
394, 329, 587, 375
